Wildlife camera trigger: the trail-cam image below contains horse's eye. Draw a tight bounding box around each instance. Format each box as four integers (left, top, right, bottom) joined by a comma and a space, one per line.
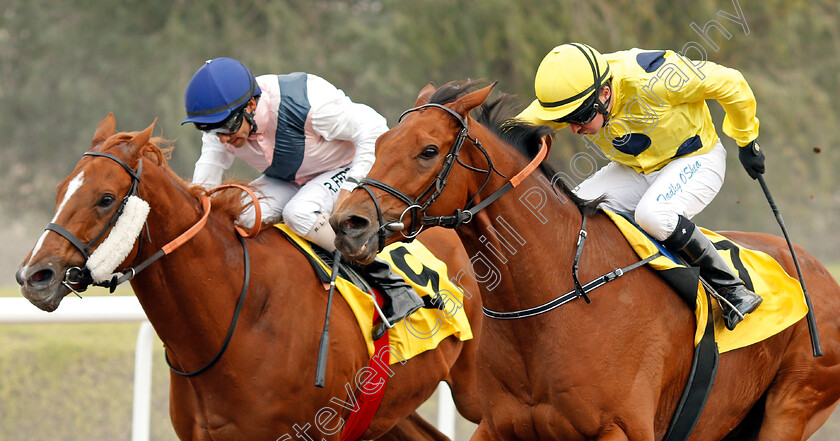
98, 194, 116, 208
419, 146, 438, 160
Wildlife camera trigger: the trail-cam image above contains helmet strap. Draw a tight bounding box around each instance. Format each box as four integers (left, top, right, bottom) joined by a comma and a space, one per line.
594, 84, 612, 127
244, 110, 258, 136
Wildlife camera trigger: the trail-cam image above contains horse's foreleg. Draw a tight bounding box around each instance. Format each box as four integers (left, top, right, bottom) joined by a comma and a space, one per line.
756, 382, 839, 441
445, 341, 482, 424
376, 411, 451, 441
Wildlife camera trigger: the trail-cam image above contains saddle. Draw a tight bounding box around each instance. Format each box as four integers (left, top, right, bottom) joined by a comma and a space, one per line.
274, 224, 474, 360
606, 210, 808, 352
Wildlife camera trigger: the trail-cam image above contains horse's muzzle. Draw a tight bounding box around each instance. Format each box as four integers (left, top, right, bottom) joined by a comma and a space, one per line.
15, 266, 25, 286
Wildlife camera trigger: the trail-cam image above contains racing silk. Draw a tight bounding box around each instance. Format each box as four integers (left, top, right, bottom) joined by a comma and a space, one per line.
193, 73, 387, 190
519, 48, 760, 174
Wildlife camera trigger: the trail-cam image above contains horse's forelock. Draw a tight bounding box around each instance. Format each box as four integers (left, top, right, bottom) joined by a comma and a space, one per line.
96, 132, 171, 168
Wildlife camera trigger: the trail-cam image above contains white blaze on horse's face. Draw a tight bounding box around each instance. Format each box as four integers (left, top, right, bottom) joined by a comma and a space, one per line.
27, 171, 85, 267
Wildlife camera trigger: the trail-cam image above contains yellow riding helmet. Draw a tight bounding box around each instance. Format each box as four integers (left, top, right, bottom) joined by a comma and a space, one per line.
529, 43, 611, 122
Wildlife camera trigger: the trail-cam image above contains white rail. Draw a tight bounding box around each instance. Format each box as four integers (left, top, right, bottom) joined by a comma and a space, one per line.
0, 296, 457, 440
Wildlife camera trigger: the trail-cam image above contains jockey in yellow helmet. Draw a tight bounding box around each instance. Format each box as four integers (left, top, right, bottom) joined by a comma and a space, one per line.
519, 43, 766, 330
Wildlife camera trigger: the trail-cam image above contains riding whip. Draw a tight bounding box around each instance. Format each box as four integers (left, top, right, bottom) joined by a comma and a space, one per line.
756, 175, 822, 357
315, 249, 343, 387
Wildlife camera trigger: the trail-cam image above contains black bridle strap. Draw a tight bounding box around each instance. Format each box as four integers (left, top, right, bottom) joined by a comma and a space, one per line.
358, 184, 388, 253
420, 136, 550, 228
165, 230, 251, 377
85, 151, 142, 180
46, 223, 92, 260
572, 214, 590, 303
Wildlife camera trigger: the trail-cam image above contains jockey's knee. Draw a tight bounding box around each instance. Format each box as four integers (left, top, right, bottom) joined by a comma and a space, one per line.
634, 207, 679, 242
282, 202, 321, 237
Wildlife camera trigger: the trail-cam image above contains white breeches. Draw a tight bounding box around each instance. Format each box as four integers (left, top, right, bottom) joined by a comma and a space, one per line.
575, 142, 727, 241
238, 166, 348, 248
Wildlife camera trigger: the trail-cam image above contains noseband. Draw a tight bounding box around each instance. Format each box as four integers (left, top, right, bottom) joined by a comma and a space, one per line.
354, 103, 549, 252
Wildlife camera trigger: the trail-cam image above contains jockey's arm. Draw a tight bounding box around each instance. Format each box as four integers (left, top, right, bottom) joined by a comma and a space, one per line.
667, 58, 760, 147
309, 97, 388, 193
193, 131, 235, 189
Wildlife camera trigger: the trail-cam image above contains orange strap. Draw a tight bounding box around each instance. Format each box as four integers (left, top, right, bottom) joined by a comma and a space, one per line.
209, 184, 263, 239
160, 183, 262, 255
510, 136, 550, 188
161, 194, 212, 255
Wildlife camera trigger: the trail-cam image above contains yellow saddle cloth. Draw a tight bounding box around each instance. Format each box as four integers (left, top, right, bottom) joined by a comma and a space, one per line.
604, 211, 808, 353
276, 225, 473, 363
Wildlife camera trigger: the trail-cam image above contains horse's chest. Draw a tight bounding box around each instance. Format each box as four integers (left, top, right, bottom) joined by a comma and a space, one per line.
479, 356, 601, 439
485, 398, 584, 440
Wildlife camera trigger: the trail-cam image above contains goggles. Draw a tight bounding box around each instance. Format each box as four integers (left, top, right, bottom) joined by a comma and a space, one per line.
553, 93, 599, 126
194, 106, 246, 135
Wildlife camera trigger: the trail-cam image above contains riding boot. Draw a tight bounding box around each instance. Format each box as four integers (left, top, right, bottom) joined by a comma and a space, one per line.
364, 257, 425, 340
663, 216, 763, 330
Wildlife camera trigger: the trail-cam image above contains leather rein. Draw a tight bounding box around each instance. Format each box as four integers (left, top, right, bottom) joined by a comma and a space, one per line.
45, 151, 261, 376
354, 103, 549, 252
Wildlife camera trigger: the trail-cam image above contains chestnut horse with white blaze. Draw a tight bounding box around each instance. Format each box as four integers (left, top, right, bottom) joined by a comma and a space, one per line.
330, 80, 840, 441
16, 114, 482, 441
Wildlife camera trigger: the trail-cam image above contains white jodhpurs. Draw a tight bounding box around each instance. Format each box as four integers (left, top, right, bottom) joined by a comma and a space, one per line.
574, 141, 727, 241
238, 166, 349, 243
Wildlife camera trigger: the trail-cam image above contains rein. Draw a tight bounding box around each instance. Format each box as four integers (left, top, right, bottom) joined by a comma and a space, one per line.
355, 103, 549, 252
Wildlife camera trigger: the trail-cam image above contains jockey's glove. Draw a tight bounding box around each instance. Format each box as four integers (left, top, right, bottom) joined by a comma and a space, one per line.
738, 140, 765, 179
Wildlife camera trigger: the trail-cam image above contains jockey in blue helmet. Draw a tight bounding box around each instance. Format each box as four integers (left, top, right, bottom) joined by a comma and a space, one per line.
183, 57, 261, 135
182, 58, 431, 339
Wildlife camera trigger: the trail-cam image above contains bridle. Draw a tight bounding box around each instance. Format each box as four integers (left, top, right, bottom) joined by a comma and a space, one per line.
42, 149, 261, 377
354, 103, 549, 252
45, 151, 149, 294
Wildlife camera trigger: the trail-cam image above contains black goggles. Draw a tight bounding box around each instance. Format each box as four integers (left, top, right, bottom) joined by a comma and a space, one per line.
553, 93, 599, 126
194, 106, 247, 135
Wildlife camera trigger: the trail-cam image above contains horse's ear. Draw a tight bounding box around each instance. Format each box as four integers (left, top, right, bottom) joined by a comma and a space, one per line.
126, 118, 157, 162
414, 82, 437, 106
450, 82, 496, 120
91, 113, 116, 150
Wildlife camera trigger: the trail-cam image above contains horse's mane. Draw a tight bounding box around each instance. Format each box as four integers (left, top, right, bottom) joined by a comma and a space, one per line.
97, 132, 248, 222
428, 80, 601, 215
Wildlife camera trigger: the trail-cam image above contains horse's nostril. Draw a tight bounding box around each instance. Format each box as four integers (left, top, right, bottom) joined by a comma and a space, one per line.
31, 268, 55, 284
343, 215, 370, 233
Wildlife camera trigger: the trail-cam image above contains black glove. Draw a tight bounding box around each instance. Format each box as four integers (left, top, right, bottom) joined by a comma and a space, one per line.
738, 140, 765, 179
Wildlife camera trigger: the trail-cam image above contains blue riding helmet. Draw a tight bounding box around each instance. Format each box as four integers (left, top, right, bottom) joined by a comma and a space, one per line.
182, 57, 262, 125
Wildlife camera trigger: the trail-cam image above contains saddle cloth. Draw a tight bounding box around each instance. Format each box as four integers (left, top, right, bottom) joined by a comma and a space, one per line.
604, 211, 808, 353
276, 224, 473, 363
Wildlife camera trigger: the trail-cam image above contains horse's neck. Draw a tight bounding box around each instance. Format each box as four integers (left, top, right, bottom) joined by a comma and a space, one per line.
130, 173, 244, 365
457, 129, 608, 312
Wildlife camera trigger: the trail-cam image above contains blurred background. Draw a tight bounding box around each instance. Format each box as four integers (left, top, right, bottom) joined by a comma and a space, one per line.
1, 0, 839, 439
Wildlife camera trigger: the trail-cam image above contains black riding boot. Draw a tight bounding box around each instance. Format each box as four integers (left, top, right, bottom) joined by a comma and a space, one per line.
663, 216, 763, 330
364, 257, 425, 340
